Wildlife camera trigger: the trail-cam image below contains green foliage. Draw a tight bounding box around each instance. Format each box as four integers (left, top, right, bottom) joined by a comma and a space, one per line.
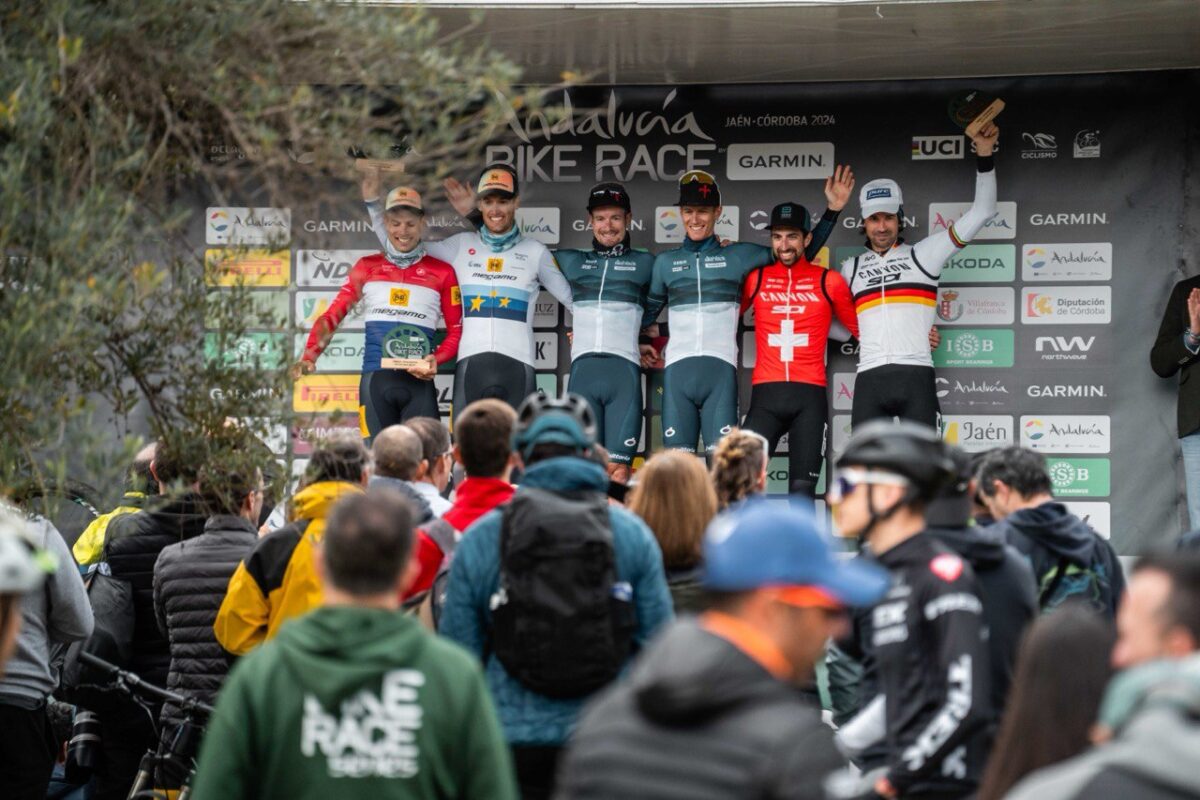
0, 0, 543, 515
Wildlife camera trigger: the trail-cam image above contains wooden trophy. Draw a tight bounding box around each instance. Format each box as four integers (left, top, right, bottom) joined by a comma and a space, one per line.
948, 90, 1005, 137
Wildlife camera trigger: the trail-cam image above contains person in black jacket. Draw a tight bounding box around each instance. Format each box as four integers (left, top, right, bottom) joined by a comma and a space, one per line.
926, 446, 1037, 719
976, 446, 1125, 618
151, 465, 263, 788
94, 442, 208, 800
831, 422, 992, 800
555, 500, 888, 800
1150, 275, 1200, 531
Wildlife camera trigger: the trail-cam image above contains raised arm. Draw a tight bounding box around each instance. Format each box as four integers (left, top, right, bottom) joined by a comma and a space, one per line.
806, 164, 854, 261
912, 124, 999, 276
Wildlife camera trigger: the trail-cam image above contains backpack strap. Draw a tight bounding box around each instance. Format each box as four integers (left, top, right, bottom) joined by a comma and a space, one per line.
1039, 555, 1072, 607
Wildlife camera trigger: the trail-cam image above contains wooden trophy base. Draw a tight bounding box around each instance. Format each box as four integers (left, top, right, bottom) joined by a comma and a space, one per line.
354, 158, 407, 174
965, 99, 1005, 138
381, 357, 426, 370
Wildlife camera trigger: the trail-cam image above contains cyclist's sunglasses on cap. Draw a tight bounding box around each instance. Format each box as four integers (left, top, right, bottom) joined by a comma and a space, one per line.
827, 467, 909, 504
677, 169, 721, 207
477, 168, 516, 198
679, 170, 717, 187
384, 186, 424, 214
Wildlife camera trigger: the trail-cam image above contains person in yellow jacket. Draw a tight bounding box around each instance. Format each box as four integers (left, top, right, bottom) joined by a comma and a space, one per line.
74, 443, 158, 565
214, 438, 370, 655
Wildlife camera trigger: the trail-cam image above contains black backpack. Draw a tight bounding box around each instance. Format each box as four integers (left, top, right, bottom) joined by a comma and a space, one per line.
491, 487, 636, 699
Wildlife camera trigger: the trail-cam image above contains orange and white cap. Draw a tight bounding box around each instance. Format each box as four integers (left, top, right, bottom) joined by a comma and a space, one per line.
385, 186, 424, 214
476, 165, 518, 198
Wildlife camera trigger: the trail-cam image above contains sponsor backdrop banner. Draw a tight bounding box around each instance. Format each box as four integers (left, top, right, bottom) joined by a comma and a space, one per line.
200, 71, 1200, 554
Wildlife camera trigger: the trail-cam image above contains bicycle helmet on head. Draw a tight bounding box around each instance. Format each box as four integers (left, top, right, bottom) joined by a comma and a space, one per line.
836, 420, 956, 504
512, 392, 598, 460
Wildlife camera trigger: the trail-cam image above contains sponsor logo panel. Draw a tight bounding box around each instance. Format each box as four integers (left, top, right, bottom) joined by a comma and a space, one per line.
935, 286, 1015, 326
1021, 286, 1111, 324
831, 372, 855, 411
933, 329, 1015, 368
533, 332, 559, 369
941, 244, 1015, 283
1048, 458, 1111, 498
533, 292, 560, 328
830, 414, 853, 454
1024, 329, 1110, 365
293, 374, 360, 413
206, 207, 291, 246
912, 135, 965, 160
1073, 129, 1101, 158
935, 374, 1011, 408
1022, 243, 1112, 281
205, 290, 289, 330
928, 201, 1017, 240
516, 207, 561, 245
204, 249, 291, 287
293, 332, 365, 372
941, 415, 1014, 452
726, 143, 834, 180
1020, 132, 1058, 160
295, 250, 375, 287
295, 291, 366, 330
292, 415, 363, 456
1019, 415, 1111, 454
204, 332, 288, 369
1065, 502, 1111, 539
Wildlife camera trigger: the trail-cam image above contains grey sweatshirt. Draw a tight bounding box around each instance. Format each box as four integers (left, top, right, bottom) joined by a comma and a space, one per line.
0, 517, 93, 707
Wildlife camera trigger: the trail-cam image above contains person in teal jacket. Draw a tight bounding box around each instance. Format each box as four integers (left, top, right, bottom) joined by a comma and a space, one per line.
189, 490, 517, 800
641, 167, 853, 454
439, 393, 674, 800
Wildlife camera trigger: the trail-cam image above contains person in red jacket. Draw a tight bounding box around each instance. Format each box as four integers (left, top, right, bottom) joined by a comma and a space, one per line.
741, 202, 859, 496
294, 186, 463, 439
405, 399, 518, 603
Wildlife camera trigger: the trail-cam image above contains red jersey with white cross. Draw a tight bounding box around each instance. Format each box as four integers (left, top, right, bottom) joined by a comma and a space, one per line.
740, 257, 859, 386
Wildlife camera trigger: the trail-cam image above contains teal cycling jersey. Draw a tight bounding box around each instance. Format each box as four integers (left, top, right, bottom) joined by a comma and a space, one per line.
555, 239, 655, 366
642, 210, 837, 367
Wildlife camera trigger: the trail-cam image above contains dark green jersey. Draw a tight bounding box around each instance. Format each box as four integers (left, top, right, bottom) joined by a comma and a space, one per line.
555, 244, 656, 365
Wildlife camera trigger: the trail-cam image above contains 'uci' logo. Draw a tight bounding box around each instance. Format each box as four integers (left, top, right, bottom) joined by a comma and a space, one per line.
486, 257, 504, 273
389, 288, 410, 306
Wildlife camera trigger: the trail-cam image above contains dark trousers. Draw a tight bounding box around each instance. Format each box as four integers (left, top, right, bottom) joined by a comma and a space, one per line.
0, 701, 58, 800
511, 744, 563, 800
91, 698, 157, 800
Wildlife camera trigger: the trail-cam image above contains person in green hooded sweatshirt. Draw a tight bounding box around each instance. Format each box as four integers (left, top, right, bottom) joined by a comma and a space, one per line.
189, 489, 517, 800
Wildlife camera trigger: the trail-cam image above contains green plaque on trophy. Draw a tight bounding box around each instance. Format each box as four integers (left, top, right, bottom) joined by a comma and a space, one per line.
948, 90, 1005, 137
380, 325, 431, 371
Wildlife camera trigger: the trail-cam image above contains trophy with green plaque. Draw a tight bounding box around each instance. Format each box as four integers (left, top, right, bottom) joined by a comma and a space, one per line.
380, 325, 432, 372
948, 90, 1005, 137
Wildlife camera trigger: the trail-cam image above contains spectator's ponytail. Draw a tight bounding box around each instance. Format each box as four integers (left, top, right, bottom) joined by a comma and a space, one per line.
711, 429, 768, 510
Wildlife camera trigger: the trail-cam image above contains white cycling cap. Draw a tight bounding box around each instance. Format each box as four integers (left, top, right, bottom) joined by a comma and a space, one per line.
860, 179, 903, 218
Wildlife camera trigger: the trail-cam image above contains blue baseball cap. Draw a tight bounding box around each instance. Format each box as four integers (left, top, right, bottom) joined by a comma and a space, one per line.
703, 500, 889, 607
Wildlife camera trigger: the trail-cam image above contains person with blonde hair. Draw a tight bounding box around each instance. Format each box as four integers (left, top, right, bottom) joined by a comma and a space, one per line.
628, 451, 718, 613
710, 429, 768, 510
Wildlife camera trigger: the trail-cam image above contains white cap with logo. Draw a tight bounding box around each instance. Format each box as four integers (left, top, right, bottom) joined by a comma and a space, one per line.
859, 178, 903, 218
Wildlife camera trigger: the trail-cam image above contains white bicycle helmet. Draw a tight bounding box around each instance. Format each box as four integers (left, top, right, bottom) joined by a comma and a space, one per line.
0, 505, 54, 594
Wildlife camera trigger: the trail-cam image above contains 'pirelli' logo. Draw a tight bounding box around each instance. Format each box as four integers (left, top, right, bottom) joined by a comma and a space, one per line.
486, 257, 504, 273
389, 288, 410, 306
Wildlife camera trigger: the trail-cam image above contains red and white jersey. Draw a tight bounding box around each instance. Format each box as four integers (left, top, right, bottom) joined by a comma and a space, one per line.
741, 257, 858, 386
302, 252, 462, 372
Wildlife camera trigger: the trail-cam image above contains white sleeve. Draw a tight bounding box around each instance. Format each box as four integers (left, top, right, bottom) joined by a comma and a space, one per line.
835, 693, 887, 757
365, 198, 387, 250
425, 234, 464, 264
537, 248, 573, 310
913, 166, 997, 276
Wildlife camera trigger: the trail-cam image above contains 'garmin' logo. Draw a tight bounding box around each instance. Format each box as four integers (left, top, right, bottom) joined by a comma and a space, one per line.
1029, 213, 1108, 226
1027, 384, 1106, 398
